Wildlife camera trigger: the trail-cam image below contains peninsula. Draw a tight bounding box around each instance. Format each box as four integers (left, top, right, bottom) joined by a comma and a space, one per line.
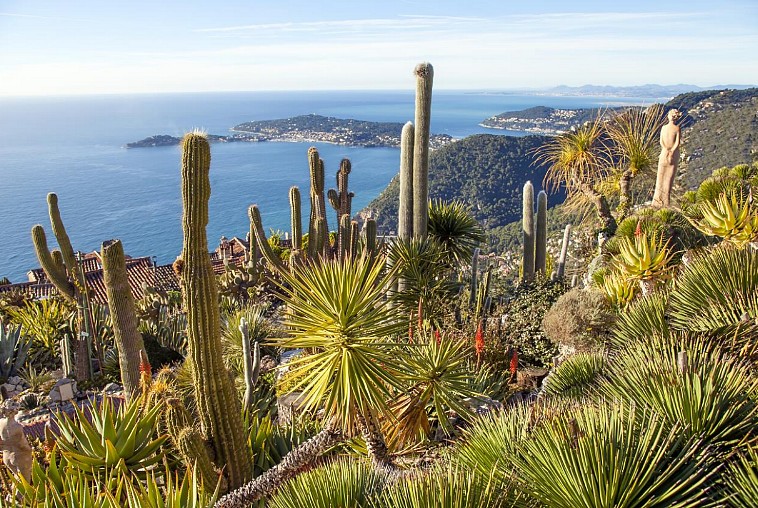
126, 114, 454, 149
480, 106, 625, 135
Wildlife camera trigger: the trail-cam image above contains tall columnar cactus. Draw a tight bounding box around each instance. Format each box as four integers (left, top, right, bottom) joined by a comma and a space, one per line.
100, 239, 145, 402
307, 147, 329, 257
289, 186, 303, 253
413, 63, 433, 239
31, 193, 93, 380
328, 159, 354, 234
398, 121, 415, 240
349, 220, 359, 259
557, 224, 572, 279
535, 190, 548, 275
178, 132, 252, 489
164, 397, 218, 490
522, 181, 535, 282
365, 219, 377, 257
468, 247, 480, 310
239, 318, 261, 411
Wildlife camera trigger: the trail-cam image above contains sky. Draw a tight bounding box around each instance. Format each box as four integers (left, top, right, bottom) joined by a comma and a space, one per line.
0, 0, 756, 96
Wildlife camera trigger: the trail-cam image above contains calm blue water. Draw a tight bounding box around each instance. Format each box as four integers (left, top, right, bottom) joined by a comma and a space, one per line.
0, 90, 659, 281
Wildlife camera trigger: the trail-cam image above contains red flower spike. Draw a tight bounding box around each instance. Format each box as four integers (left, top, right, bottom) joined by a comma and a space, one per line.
510, 349, 519, 376
434, 329, 441, 345
634, 220, 642, 238
475, 321, 485, 357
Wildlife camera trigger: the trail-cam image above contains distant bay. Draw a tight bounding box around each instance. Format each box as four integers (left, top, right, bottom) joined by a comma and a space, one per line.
0, 90, 662, 281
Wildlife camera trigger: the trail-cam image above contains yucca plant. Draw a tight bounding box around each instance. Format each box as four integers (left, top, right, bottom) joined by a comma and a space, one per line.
0, 320, 30, 381
54, 396, 167, 482
427, 199, 486, 265
380, 463, 516, 508
544, 352, 606, 400
721, 445, 758, 508
667, 246, 757, 337
601, 335, 758, 450
690, 190, 758, 246
386, 335, 478, 446
512, 403, 712, 507
267, 458, 382, 508
609, 291, 669, 351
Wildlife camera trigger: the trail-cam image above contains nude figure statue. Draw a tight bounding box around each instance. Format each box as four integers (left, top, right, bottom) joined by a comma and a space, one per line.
0, 412, 33, 481
652, 108, 683, 207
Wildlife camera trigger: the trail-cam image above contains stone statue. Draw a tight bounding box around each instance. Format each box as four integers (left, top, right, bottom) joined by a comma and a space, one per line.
652, 109, 683, 207
0, 413, 33, 481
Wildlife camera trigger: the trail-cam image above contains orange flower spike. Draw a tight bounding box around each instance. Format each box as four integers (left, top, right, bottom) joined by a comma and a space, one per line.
475, 321, 485, 357
434, 329, 442, 345
634, 220, 643, 238
510, 349, 519, 376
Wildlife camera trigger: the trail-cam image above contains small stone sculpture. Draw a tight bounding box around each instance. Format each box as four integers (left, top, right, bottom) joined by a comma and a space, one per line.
0, 412, 33, 481
652, 109, 683, 207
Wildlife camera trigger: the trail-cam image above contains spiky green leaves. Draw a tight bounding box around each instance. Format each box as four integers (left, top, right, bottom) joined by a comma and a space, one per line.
271, 255, 404, 432
427, 199, 485, 265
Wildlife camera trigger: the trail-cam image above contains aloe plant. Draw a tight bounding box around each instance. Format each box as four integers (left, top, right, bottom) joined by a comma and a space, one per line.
53, 396, 167, 482
690, 190, 758, 247
0, 320, 30, 381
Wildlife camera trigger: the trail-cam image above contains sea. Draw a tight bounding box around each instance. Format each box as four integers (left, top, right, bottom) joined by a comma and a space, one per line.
0, 90, 662, 282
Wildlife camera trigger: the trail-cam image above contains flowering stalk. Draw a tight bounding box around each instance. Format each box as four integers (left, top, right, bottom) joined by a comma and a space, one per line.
509, 349, 519, 382
475, 321, 485, 368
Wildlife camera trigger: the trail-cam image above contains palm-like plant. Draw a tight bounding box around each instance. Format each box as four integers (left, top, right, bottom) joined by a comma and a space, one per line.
605, 105, 666, 217
722, 446, 758, 508
512, 403, 712, 508
387, 336, 478, 446
601, 334, 758, 449
216, 255, 404, 508
267, 458, 383, 508
667, 246, 757, 337
536, 115, 617, 237
544, 352, 606, 400
427, 199, 485, 265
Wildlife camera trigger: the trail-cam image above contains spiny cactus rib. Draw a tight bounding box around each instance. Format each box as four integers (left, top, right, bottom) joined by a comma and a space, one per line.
557, 224, 572, 279
339, 214, 351, 261
522, 181, 535, 282
101, 239, 145, 402
350, 220, 359, 259
249, 205, 285, 273
289, 186, 303, 252
180, 132, 252, 489
412, 63, 433, 239
31, 225, 75, 303
398, 121, 415, 241
535, 190, 548, 274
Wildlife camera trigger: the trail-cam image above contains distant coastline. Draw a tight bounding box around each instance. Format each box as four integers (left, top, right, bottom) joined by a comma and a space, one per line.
126, 114, 454, 149
480, 106, 628, 135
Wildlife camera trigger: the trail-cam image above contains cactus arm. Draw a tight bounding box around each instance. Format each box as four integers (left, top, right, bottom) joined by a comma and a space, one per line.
398, 121, 415, 241
412, 63, 433, 239
46, 193, 80, 283
535, 190, 548, 274
240, 318, 260, 410
180, 132, 252, 488
31, 225, 76, 304
289, 186, 303, 252
101, 239, 146, 402
248, 205, 285, 273
339, 214, 351, 261
327, 188, 340, 214
365, 219, 377, 257
165, 397, 219, 490
349, 220, 359, 259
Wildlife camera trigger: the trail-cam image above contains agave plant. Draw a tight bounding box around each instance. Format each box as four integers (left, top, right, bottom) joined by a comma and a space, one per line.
544, 352, 606, 400
690, 190, 758, 246
512, 403, 712, 508
0, 320, 30, 381
267, 458, 383, 508
124, 466, 221, 508
53, 396, 167, 482
597, 268, 638, 308
8, 299, 74, 370
601, 334, 758, 450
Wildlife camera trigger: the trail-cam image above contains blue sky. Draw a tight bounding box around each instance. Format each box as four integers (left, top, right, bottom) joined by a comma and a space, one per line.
0, 0, 756, 95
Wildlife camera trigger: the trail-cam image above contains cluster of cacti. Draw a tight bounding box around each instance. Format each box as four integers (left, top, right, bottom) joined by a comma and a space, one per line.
31, 193, 94, 379
520, 182, 549, 282
328, 158, 355, 242
307, 147, 330, 257
100, 239, 145, 402
397, 64, 434, 241
177, 132, 253, 488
